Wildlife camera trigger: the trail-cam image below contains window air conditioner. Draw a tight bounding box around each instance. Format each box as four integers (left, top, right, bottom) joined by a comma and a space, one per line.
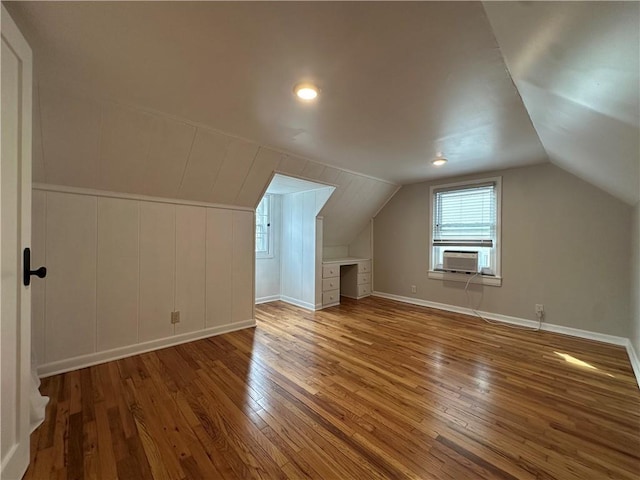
443, 251, 478, 274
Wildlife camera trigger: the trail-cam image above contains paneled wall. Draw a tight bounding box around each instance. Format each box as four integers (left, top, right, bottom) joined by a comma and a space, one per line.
348, 221, 373, 259
323, 245, 348, 259
33, 85, 398, 248
320, 173, 398, 247
31, 187, 255, 375
281, 188, 333, 309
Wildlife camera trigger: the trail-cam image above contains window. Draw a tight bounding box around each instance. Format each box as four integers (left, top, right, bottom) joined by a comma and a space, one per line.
256, 195, 273, 258
429, 177, 502, 285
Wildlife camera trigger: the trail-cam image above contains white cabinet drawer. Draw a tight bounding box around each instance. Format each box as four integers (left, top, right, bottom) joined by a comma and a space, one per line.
357, 284, 371, 297
322, 278, 340, 291
358, 261, 371, 273
322, 265, 339, 278
357, 273, 370, 285
323, 289, 340, 305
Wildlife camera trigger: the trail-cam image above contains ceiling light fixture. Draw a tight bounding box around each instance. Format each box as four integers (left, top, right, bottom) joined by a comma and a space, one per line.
294, 83, 319, 101
432, 155, 448, 166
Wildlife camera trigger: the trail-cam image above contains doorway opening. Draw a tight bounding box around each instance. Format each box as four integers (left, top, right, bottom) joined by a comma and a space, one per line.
255, 174, 334, 310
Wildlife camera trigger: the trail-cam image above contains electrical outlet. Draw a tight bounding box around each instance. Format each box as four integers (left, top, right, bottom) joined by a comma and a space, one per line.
171, 311, 180, 324
535, 304, 544, 316
411, 285, 417, 294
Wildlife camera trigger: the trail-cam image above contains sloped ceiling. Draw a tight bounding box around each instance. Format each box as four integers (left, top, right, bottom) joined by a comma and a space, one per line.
266, 174, 332, 195
31, 84, 397, 246
8, 1, 546, 186
6, 0, 639, 232
484, 1, 639, 205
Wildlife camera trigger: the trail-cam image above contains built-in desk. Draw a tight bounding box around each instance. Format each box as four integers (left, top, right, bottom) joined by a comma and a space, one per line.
321, 257, 371, 308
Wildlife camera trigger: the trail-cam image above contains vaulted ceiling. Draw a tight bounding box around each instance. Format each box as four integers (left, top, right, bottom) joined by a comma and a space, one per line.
484, 1, 639, 205
5, 2, 639, 226
29, 83, 397, 246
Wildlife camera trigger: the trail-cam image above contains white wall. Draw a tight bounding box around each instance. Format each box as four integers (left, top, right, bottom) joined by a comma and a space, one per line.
374, 163, 632, 337
323, 245, 348, 259
348, 221, 372, 259
281, 188, 333, 309
31, 186, 255, 375
255, 195, 281, 302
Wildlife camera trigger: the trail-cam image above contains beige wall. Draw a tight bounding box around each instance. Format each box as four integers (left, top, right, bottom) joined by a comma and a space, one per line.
374, 163, 632, 337
631, 202, 640, 355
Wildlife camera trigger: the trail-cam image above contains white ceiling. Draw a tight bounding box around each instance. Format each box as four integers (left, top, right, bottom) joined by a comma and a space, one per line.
6, 1, 638, 205
8, 1, 547, 186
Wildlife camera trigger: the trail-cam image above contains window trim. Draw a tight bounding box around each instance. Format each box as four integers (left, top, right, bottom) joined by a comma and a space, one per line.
428, 176, 502, 287
256, 194, 274, 259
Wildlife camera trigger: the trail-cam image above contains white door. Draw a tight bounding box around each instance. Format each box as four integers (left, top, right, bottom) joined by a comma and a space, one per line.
1, 6, 34, 479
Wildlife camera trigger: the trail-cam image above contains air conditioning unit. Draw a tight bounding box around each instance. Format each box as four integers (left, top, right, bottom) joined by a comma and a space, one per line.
443, 251, 478, 274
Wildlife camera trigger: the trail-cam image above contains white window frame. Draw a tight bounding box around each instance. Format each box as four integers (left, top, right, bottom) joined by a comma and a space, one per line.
256, 194, 274, 259
428, 176, 502, 286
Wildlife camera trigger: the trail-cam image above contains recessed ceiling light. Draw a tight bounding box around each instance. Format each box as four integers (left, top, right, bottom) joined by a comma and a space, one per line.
294, 83, 319, 101
432, 156, 448, 166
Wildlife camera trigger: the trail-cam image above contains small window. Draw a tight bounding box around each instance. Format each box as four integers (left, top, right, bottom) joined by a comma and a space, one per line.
256, 195, 273, 258
429, 177, 502, 284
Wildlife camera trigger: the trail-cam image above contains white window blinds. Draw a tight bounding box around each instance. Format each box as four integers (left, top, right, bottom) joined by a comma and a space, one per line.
432, 183, 496, 248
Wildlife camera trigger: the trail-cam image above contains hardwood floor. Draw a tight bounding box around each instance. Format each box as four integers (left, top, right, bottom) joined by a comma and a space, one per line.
25, 297, 640, 479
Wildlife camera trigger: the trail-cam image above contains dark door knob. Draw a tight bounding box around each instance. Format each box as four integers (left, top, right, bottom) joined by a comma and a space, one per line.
23, 248, 47, 286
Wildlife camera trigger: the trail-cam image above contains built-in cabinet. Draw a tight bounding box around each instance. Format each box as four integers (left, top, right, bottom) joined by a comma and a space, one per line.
32, 187, 255, 375
254, 176, 374, 311
321, 258, 372, 308
321, 264, 340, 307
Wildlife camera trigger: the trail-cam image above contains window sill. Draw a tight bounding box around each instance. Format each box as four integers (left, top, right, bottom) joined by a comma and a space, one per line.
428, 270, 502, 287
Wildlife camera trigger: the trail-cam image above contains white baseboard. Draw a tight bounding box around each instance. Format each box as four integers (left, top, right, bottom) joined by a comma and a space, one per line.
626, 340, 640, 388
373, 291, 538, 328
255, 295, 281, 304
256, 295, 322, 311
342, 293, 372, 301
280, 295, 318, 311
542, 323, 629, 346
372, 291, 630, 346
37, 319, 256, 378
373, 291, 640, 389
320, 301, 339, 309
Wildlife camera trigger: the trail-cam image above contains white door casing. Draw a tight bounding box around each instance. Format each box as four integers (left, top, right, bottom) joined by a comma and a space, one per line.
1, 6, 34, 479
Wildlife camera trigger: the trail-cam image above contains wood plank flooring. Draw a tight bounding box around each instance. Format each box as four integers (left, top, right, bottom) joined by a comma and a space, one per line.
24, 297, 640, 479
